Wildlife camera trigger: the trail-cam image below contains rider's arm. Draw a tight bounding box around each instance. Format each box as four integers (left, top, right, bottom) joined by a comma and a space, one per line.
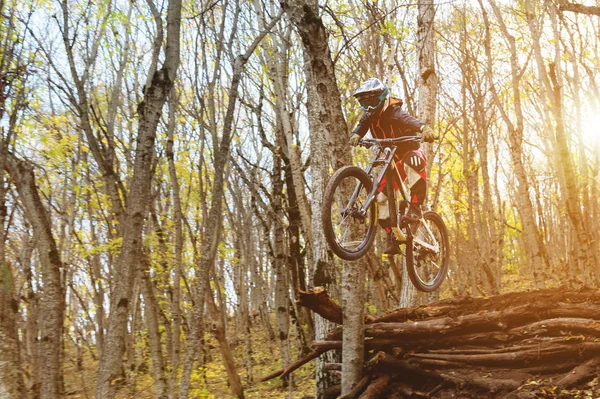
390, 107, 425, 134
350, 112, 371, 139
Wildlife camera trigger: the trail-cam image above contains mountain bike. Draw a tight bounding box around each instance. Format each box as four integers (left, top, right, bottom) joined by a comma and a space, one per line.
322, 136, 449, 292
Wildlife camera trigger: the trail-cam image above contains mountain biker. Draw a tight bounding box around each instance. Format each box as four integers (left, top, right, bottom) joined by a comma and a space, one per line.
348, 78, 436, 255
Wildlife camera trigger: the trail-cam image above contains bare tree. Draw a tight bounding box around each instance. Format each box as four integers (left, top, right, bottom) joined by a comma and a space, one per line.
559, 1, 600, 16
281, 0, 370, 396
95, 0, 182, 397
177, 8, 282, 397
0, 4, 27, 397
4, 154, 64, 399
478, 0, 550, 289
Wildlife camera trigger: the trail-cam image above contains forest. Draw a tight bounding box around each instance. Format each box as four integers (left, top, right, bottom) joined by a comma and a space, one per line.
0, 0, 599, 398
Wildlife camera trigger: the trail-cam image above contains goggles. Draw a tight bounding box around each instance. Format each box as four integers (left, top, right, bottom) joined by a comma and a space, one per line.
356, 88, 388, 111
358, 95, 381, 110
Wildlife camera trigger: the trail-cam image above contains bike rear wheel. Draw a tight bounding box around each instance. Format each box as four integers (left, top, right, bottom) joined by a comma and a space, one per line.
406, 211, 449, 292
322, 166, 377, 261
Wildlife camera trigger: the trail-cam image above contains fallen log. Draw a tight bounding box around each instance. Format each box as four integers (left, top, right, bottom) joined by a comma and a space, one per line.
357, 374, 390, 399
260, 287, 600, 397
258, 350, 323, 382
297, 287, 376, 324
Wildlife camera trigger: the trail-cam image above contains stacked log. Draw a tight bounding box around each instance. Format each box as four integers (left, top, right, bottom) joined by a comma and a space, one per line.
261, 287, 600, 398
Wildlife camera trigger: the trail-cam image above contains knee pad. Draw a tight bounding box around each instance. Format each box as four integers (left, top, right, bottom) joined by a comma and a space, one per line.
404, 151, 426, 173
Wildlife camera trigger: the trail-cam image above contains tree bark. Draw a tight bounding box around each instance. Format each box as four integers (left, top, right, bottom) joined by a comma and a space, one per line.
0, 112, 26, 399
281, 1, 368, 396
0, 6, 35, 395
559, 1, 600, 16
273, 131, 292, 386
22, 232, 40, 397
399, 0, 438, 307
262, 16, 314, 267
547, 62, 599, 283
139, 256, 169, 399
4, 154, 64, 399
523, 0, 599, 285
0, 260, 25, 399
166, 88, 184, 396
417, 0, 438, 129
206, 282, 245, 399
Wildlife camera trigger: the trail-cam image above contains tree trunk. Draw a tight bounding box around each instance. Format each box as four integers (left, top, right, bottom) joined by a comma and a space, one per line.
139, 256, 169, 399
547, 63, 599, 283
281, 1, 368, 396
4, 154, 64, 399
283, 149, 313, 339
524, 0, 599, 285
240, 240, 254, 385
95, 1, 182, 397
254, 3, 314, 267
0, 140, 25, 398
86, 181, 106, 358
273, 133, 292, 386
417, 0, 438, 129
166, 88, 184, 396
399, 0, 439, 307
0, 261, 25, 398
206, 282, 245, 399
22, 232, 40, 397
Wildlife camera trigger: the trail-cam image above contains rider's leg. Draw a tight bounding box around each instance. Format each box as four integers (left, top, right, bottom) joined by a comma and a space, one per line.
376, 167, 401, 226
377, 174, 403, 254
376, 174, 391, 228
401, 150, 427, 222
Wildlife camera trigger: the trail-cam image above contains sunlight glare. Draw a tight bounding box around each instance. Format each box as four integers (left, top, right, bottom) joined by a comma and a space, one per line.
581, 111, 600, 152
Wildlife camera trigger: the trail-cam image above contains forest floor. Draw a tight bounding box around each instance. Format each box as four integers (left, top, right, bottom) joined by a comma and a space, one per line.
63, 315, 316, 399
62, 268, 598, 398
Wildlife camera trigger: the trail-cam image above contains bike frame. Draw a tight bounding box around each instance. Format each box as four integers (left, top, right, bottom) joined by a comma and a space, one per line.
346, 136, 440, 253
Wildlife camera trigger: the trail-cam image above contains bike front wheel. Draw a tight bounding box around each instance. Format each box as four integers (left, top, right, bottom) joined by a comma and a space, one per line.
322, 166, 378, 261
406, 211, 449, 292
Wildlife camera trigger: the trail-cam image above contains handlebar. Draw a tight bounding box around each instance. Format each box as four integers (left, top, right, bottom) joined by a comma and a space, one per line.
358, 136, 423, 148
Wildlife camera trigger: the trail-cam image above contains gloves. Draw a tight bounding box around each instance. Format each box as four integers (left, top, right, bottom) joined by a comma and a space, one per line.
349, 133, 361, 146
421, 125, 436, 143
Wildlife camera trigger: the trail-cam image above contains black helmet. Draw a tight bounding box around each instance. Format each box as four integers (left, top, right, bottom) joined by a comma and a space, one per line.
352, 78, 389, 112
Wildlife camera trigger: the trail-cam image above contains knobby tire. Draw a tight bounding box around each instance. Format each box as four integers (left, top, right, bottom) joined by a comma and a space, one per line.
322, 166, 377, 261
406, 211, 449, 292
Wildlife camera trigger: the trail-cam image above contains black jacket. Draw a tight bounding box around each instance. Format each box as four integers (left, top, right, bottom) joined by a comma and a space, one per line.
352, 97, 424, 158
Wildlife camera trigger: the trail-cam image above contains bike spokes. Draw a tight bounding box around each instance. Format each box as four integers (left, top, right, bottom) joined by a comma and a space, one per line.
405, 211, 449, 291
414, 221, 443, 277
323, 166, 378, 260
330, 177, 374, 252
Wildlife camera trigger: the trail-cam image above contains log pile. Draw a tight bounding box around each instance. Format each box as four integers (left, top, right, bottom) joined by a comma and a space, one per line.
261, 287, 600, 398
